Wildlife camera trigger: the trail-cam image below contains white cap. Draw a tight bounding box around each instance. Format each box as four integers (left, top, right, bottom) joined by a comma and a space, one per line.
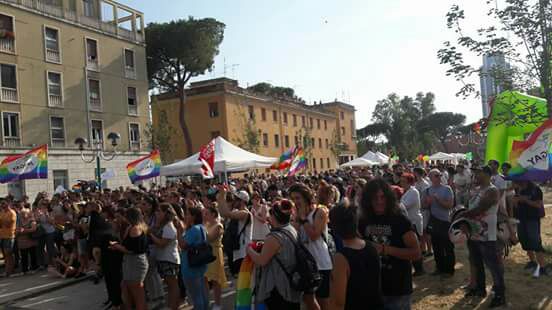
234, 190, 250, 203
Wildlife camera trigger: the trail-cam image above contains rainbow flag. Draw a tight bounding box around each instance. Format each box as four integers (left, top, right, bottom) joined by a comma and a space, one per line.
127, 150, 161, 184
508, 119, 552, 182
271, 146, 296, 170
286, 147, 307, 177
235, 242, 265, 310
0, 145, 48, 183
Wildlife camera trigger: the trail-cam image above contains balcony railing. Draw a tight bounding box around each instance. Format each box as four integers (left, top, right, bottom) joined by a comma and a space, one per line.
4, 137, 20, 147
87, 58, 99, 71
128, 104, 138, 116
89, 97, 101, 111
130, 142, 140, 151
1, 87, 18, 103
0, 37, 15, 53
49, 94, 62, 107
124, 67, 136, 79
46, 48, 60, 63
0, 0, 145, 43
51, 139, 65, 148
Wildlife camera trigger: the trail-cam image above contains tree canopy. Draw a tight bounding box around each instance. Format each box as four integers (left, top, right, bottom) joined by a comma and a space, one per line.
247, 82, 301, 101
417, 112, 466, 153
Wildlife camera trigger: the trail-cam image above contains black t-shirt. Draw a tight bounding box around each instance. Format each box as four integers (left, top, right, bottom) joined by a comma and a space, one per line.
88, 211, 115, 250
359, 213, 413, 296
515, 185, 544, 220
339, 244, 384, 310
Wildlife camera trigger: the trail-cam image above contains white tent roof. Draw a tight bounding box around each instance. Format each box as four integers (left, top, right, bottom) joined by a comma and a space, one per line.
340, 157, 377, 168
428, 152, 455, 161
160, 136, 277, 176
358, 151, 389, 164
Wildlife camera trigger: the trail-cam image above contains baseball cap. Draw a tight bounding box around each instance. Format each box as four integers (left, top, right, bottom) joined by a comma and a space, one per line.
470, 165, 492, 176
234, 190, 250, 203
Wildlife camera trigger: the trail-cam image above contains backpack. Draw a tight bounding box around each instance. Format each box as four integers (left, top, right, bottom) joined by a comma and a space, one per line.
222, 214, 251, 255
314, 207, 337, 257
274, 228, 322, 293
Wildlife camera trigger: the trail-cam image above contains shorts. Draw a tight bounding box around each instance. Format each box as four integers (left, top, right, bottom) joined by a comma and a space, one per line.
517, 219, 544, 252
0, 238, 14, 251
305, 269, 331, 298
157, 260, 180, 278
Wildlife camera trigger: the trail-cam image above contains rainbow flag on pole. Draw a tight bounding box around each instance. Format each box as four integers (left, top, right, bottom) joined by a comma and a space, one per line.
286, 147, 307, 177
270, 146, 297, 170
508, 119, 552, 181
0, 145, 48, 183
127, 150, 161, 183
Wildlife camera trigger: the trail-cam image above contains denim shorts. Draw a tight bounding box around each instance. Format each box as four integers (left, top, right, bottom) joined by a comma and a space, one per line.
518, 220, 544, 252
0, 238, 15, 251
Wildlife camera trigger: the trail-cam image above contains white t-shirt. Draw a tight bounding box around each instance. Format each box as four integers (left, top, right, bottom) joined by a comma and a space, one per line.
441, 170, 449, 185
156, 222, 181, 265
251, 205, 270, 241
468, 185, 498, 241
301, 208, 333, 271
233, 215, 252, 262
400, 187, 423, 235
454, 172, 471, 191
491, 174, 507, 214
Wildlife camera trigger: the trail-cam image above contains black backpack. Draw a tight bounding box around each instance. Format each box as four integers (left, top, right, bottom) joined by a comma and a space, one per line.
222, 214, 251, 255
274, 228, 322, 293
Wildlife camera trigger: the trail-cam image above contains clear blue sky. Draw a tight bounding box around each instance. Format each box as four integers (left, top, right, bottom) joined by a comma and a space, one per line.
119, 0, 487, 128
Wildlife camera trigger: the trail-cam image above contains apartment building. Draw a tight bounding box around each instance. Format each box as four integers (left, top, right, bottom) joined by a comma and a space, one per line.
0, 0, 149, 198
151, 78, 357, 173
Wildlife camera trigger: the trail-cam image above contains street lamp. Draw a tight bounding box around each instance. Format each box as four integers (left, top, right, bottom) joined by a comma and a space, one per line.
75, 132, 120, 190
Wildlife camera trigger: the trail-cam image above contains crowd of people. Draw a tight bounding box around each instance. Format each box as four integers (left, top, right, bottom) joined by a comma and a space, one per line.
0, 159, 548, 310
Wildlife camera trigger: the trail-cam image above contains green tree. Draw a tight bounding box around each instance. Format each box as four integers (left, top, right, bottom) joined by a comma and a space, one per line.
146, 18, 225, 156
233, 105, 261, 153
437, 1, 552, 122
418, 112, 466, 153
248, 83, 299, 100
144, 110, 176, 163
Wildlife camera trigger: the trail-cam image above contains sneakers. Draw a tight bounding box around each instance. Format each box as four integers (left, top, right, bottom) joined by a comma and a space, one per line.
524, 261, 537, 271
465, 288, 487, 298
489, 295, 506, 308
533, 265, 549, 278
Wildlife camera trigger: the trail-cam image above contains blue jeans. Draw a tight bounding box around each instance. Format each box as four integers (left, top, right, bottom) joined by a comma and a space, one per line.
467, 240, 505, 296
383, 295, 411, 310
182, 276, 208, 310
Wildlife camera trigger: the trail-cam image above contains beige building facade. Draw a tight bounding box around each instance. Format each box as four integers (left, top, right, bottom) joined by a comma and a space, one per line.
0, 0, 149, 198
152, 78, 357, 173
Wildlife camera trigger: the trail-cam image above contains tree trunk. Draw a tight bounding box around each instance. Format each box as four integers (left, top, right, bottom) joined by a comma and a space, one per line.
539, 0, 552, 119
178, 87, 193, 156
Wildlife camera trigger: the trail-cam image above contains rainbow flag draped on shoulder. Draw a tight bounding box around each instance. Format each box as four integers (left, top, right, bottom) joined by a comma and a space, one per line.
0, 145, 48, 183
127, 150, 161, 183
508, 119, 552, 182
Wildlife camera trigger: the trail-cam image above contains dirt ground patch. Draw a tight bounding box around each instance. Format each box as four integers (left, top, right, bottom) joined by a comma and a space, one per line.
412, 199, 552, 309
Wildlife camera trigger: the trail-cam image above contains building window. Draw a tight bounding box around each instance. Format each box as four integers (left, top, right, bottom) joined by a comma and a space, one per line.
272, 110, 277, 122
248, 105, 255, 120
44, 26, 61, 63
88, 79, 101, 111
341, 126, 345, 135
340, 111, 344, 120
47, 71, 63, 107
261, 108, 266, 121
127, 87, 138, 115
53, 170, 68, 191
83, 0, 96, 17
86, 38, 99, 71
284, 135, 289, 147
317, 119, 320, 129
327, 158, 330, 168
301, 116, 306, 127
292, 114, 297, 127
325, 138, 329, 149
2, 112, 19, 146
294, 136, 299, 146
124, 49, 136, 79
320, 158, 324, 169
274, 134, 280, 147
129, 123, 140, 151
50, 116, 65, 147
0, 14, 15, 54
303, 136, 308, 147
208, 102, 219, 118
0, 64, 18, 103
313, 158, 316, 170
210, 131, 220, 139
311, 137, 315, 148
263, 133, 268, 146
91, 120, 103, 144
309, 117, 313, 129
318, 138, 322, 148
324, 120, 327, 130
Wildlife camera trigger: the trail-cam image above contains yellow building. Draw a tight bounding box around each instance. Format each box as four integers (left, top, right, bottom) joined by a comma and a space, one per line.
152, 78, 357, 172
0, 0, 149, 198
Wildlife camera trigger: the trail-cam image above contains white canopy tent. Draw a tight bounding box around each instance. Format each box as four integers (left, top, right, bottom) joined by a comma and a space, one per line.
160, 136, 277, 176
428, 152, 455, 161
374, 152, 390, 164
340, 157, 377, 168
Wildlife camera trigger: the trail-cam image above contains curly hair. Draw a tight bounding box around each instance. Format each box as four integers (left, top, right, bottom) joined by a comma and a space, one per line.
360, 178, 400, 218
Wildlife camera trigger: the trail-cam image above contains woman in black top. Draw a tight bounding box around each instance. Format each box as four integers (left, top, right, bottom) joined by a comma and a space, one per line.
358, 179, 421, 310
329, 203, 383, 310
109, 207, 149, 310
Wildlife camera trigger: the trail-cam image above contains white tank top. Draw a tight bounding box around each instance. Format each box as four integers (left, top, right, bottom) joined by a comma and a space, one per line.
301, 208, 333, 271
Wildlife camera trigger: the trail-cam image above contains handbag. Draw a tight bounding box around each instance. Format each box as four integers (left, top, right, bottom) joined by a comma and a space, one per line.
187, 226, 216, 267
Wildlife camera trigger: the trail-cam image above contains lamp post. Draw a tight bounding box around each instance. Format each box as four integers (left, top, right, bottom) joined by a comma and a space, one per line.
74, 132, 121, 190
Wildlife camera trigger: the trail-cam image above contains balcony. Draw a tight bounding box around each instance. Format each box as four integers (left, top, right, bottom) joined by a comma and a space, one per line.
87, 57, 99, 71
0, 0, 145, 44
130, 142, 140, 151
46, 48, 60, 63
89, 97, 101, 111
4, 137, 20, 147
1, 87, 18, 103
51, 139, 65, 148
124, 66, 136, 79
49, 94, 62, 107
0, 37, 15, 53
128, 104, 138, 116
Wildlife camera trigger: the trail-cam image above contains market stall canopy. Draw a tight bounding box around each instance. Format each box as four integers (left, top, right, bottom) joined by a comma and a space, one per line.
375, 152, 390, 164
428, 152, 455, 161
357, 151, 389, 164
340, 157, 377, 168
160, 137, 277, 176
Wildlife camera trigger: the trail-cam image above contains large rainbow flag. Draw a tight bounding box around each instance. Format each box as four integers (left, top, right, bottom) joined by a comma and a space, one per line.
235, 242, 265, 310
271, 146, 297, 170
127, 150, 161, 183
508, 119, 552, 181
0, 145, 48, 183
286, 147, 307, 177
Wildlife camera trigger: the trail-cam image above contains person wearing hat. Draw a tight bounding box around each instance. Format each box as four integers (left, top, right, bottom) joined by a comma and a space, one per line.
463, 165, 506, 308
423, 168, 455, 277
217, 187, 252, 276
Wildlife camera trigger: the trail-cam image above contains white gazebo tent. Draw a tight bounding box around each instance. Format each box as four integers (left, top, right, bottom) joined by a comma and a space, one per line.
374, 152, 390, 164
428, 152, 455, 161
340, 157, 377, 168
160, 136, 277, 176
